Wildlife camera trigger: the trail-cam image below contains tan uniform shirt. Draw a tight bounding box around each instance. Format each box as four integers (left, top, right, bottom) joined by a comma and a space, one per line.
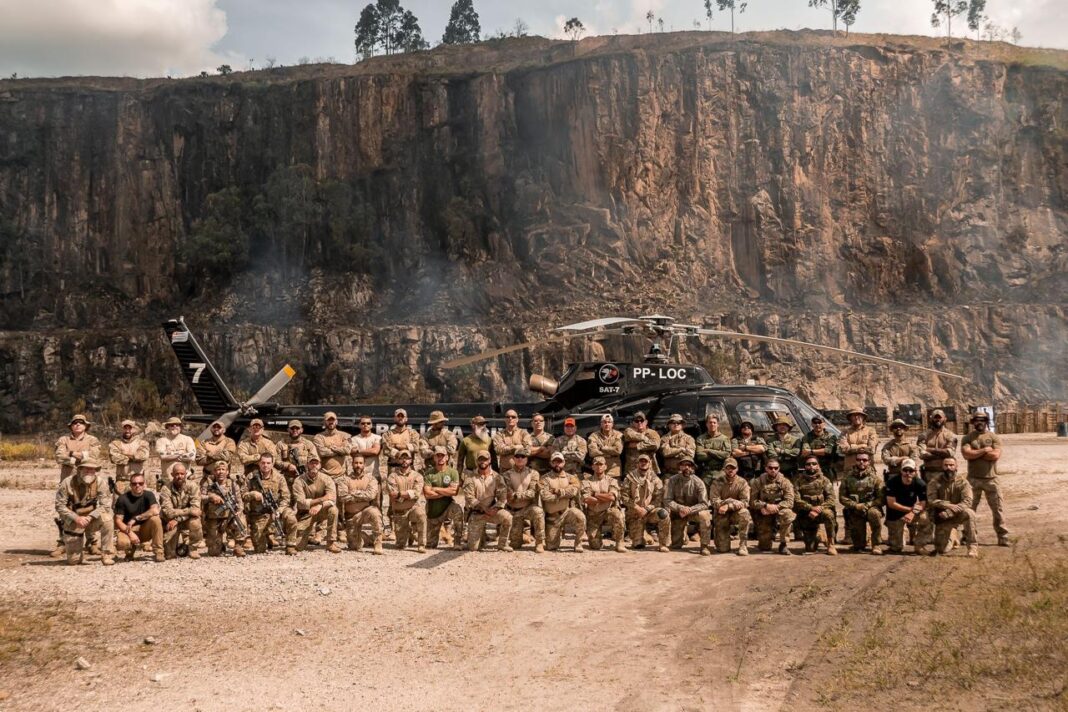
710, 476, 751, 510
108, 436, 150, 480
624, 427, 661, 475
339, 474, 380, 515
422, 427, 460, 470
918, 427, 958, 473
881, 437, 920, 478
540, 471, 582, 515
620, 472, 664, 513
462, 470, 506, 512
237, 436, 280, 477
202, 477, 247, 520
528, 431, 554, 473
160, 480, 201, 522
664, 473, 708, 513
54, 433, 102, 480
551, 434, 588, 475
961, 432, 1001, 480
55, 476, 110, 528
156, 433, 198, 481
492, 428, 532, 473
587, 430, 624, 477
838, 426, 879, 472
581, 475, 620, 513
749, 473, 795, 510
386, 469, 424, 513
197, 435, 237, 475
240, 472, 290, 516
927, 472, 973, 511
312, 429, 351, 478
503, 467, 540, 510
660, 432, 697, 474
279, 436, 318, 477
383, 427, 422, 470
292, 472, 338, 514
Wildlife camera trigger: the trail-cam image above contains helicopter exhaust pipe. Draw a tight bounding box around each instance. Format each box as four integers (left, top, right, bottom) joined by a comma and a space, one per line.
529, 374, 558, 397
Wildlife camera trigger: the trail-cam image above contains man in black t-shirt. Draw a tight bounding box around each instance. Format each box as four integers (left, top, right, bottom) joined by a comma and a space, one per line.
884, 458, 931, 555
114, 474, 165, 562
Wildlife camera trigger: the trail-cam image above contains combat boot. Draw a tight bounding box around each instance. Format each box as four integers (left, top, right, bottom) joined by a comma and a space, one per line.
870, 546, 883, 556
498, 544, 514, 553
188, 550, 201, 560
615, 541, 627, 553
416, 545, 426, 553
373, 539, 384, 555
778, 542, 792, 556
233, 545, 246, 557
534, 543, 545, 553
284, 546, 297, 556
50, 544, 66, 558
913, 544, 927, 555
997, 536, 1010, 547
700, 547, 711, 556
101, 555, 115, 566
967, 544, 979, 558
154, 551, 166, 563
574, 541, 585, 553
327, 542, 342, 554
737, 542, 749, 557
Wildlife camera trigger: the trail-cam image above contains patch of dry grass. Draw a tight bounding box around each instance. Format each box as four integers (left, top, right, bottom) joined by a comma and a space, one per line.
0, 441, 49, 461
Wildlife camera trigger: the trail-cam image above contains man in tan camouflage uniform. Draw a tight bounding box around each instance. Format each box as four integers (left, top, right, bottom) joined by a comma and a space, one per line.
552, 417, 588, 477
765, 416, 801, 483
156, 417, 197, 488
881, 419, 920, 482
242, 453, 297, 555
279, 419, 318, 486
492, 409, 531, 474
711, 458, 751, 556
384, 408, 423, 474
621, 452, 669, 552
108, 419, 150, 495
197, 420, 237, 480
749, 458, 796, 555
540, 452, 586, 552
291, 454, 341, 553
587, 414, 624, 479
581, 456, 626, 552
927, 457, 978, 558
837, 408, 878, 476
961, 411, 1009, 546
660, 414, 696, 477
160, 463, 203, 560
313, 412, 353, 480
457, 415, 493, 479
338, 454, 383, 554
54, 457, 115, 566
839, 453, 885, 555
793, 456, 837, 555
799, 415, 838, 483
695, 414, 732, 488
665, 456, 711, 555
462, 450, 512, 552
503, 450, 545, 552
528, 414, 554, 475
53, 414, 102, 557
918, 408, 957, 483
201, 461, 248, 557
237, 419, 279, 485
387, 451, 426, 552
422, 410, 459, 471
623, 412, 660, 477
422, 446, 463, 550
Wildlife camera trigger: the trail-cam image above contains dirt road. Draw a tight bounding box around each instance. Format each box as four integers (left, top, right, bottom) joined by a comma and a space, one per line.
0, 434, 1064, 711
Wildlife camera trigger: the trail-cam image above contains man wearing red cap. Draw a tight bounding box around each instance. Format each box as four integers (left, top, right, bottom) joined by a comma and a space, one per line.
552, 417, 588, 477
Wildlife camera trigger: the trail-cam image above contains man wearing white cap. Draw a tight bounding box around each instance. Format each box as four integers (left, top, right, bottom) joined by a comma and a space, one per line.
587, 414, 624, 479
621, 452, 669, 552
461, 450, 512, 552
884, 458, 930, 554
108, 419, 150, 495
157, 417, 197, 488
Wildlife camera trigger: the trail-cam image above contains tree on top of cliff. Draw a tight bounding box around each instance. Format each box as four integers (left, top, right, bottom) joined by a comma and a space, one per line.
442, 0, 481, 44
703, 0, 714, 30
930, 0, 970, 37
355, 4, 381, 58
966, 0, 986, 39
716, 0, 747, 33
807, 0, 859, 33
354, 0, 427, 60
564, 17, 585, 41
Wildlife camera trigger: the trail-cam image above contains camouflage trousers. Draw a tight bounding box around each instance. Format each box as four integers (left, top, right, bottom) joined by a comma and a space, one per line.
969, 477, 1009, 540
886, 514, 932, 551
392, 505, 428, 549
116, 516, 165, 558
586, 508, 625, 549
797, 508, 836, 549
844, 506, 884, 550
426, 502, 464, 549
62, 515, 115, 564
752, 508, 796, 551
670, 510, 712, 550
934, 509, 978, 552
626, 508, 670, 548
545, 507, 585, 551
204, 516, 251, 556
507, 505, 546, 549
467, 510, 512, 551
714, 508, 753, 553
163, 516, 203, 559
295, 504, 339, 549
247, 510, 298, 553
343, 506, 384, 550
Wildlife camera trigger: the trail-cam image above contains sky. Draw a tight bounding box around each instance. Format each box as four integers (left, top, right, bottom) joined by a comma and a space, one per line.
0, 0, 1064, 78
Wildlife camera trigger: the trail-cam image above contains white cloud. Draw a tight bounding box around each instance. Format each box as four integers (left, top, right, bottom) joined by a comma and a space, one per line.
0, 0, 240, 78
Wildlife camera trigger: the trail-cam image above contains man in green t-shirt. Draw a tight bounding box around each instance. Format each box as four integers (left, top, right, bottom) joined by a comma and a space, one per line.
423, 446, 464, 550
961, 410, 1009, 546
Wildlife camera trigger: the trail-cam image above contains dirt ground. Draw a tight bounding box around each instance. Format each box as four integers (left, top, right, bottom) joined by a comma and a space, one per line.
0, 434, 1065, 712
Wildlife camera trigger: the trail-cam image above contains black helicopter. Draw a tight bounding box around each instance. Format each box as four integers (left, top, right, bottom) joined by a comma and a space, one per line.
164, 315, 963, 442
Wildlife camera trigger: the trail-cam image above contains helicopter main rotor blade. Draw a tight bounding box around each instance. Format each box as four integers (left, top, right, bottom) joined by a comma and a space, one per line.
555, 317, 642, 331
197, 409, 239, 441
693, 328, 965, 380
440, 328, 631, 370
247, 364, 297, 405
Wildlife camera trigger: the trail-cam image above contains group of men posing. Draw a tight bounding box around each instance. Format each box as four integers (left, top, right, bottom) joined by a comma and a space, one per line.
51, 403, 1009, 565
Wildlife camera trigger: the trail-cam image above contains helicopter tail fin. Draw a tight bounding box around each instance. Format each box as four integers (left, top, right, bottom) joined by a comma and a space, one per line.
162, 317, 240, 415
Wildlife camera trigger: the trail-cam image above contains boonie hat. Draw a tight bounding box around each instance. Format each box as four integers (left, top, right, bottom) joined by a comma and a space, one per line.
164, 417, 183, 426
428, 410, 448, 425
891, 418, 907, 428
68, 414, 91, 426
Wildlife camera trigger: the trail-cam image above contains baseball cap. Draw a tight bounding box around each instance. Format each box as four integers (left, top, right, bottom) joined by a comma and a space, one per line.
433, 445, 449, 455
723, 457, 738, 469
249, 418, 265, 427
476, 450, 491, 461
810, 415, 824, 424
901, 458, 918, 470
930, 409, 946, 419
323, 411, 338, 421
550, 452, 565, 462
890, 419, 907, 428
591, 456, 606, 465
637, 453, 652, 462
564, 417, 576, 427
668, 413, 685, 423
394, 408, 407, 417
288, 419, 303, 428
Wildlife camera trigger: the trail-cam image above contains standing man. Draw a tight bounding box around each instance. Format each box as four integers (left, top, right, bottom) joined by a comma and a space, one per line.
765, 416, 801, 482
201, 461, 248, 557
695, 414, 732, 487
457, 416, 493, 479
961, 411, 1009, 547
730, 420, 767, 482
587, 414, 624, 479
664, 456, 712, 555
383, 408, 423, 473
839, 453, 885, 555
623, 412, 661, 477
54, 457, 114, 566
462, 450, 512, 552
540, 452, 586, 552
423, 446, 464, 550
881, 419, 920, 482
620, 453, 669, 552
197, 421, 237, 481
108, 419, 150, 495
582, 456, 626, 552
660, 414, 697, 477
799, 415, 838, 483
837, 408, 878, 476
279, 419, 318, 487
793, 456, 837, 555
552, 417, 588, 477
884, 458, 930, 555
504, 450, 545, 553
918, 409, 958, 483
492, 409, 531, 474
114, 472, 165, 562
387, 451, 427, 552
314, 412, 353, 482
292, 454, 341, 553
350, 416, 383, 485
927, 457, 979, 558
749, 459, 796, 555
528, 414, 555, 475
710, 459, 752, 556
338, 454, 384, 554
159, 463, 203, 560
156, 417, 197, 488
242, 453, 297, 555
237, 419, 279, 485
422, 410, 459, 470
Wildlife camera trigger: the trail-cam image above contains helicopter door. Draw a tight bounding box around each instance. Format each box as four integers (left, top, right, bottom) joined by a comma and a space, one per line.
731, 400, 802, 440
703, 401, 731, 432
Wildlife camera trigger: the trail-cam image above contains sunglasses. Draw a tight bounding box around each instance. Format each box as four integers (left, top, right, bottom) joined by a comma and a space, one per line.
130, 481, 146, 487
766, 466, 780, 470
856, 459, 870, 463
902, 468, 917, 473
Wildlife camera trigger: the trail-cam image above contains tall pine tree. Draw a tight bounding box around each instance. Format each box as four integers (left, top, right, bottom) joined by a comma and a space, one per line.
442, 0, 481, 44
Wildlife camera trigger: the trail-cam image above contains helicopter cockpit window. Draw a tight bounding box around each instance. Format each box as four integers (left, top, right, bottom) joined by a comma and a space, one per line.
704, 401, 730, 427
734, 402, 801, 438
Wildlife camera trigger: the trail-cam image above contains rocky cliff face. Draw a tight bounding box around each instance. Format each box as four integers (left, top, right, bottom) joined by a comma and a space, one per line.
0, 32, 1065, 431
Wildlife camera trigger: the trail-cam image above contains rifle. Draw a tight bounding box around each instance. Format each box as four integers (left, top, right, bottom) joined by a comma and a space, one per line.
250, 472, 285, 541
210, 479, 248, 540
107, 476, 118, 495
288, 447, 307, 478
